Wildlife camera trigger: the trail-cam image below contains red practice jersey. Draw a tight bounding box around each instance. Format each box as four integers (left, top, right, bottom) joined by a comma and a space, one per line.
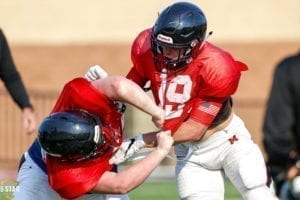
127, 28, 247, 134
46, 78, 123, 199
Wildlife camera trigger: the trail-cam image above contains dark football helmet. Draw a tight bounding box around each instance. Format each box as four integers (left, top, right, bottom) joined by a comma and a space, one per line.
151, 2, 207, 73
38, 110, 109, 162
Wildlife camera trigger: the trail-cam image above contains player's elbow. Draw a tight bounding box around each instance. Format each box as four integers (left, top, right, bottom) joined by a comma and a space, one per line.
182, 119, 208, 142
113, 180, 135, 194
110, 76, 129, 98
189, 132, 204, 141
115, 188, 130, 194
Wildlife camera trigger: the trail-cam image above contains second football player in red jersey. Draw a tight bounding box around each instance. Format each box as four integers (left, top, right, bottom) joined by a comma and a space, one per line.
15, 76, 173, 200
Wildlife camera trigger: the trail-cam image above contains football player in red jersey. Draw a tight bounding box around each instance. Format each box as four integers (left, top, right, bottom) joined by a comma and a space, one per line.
86, 2, 278, 200
15, 76, 173, 200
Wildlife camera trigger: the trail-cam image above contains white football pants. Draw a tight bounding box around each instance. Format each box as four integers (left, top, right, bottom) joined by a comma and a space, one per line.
174, 114, 278, 200
14, 152, 129, 200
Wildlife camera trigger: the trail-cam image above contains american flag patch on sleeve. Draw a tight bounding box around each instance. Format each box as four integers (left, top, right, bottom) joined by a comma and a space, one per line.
198, 102, 220, 116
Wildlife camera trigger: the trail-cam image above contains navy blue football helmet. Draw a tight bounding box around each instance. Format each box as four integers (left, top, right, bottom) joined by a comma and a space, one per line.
151, 2, 207, 73
38, 110, 108, 162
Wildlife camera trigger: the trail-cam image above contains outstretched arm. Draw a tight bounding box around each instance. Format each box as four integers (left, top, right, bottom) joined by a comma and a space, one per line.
0, 29, 37, 134
92, 130, 173, 194
91, 76, 164, 128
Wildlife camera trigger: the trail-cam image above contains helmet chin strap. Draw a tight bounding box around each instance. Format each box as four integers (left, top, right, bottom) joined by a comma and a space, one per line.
181, 31, 213, 65
159, 68, 168, 109
199, 31, 213, 50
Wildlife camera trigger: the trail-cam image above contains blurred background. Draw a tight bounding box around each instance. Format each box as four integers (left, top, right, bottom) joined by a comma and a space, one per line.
0, 0, 299, 192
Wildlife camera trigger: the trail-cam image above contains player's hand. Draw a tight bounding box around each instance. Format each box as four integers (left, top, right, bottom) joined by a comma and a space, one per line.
152, 108, 165, 128
84, 65, 108, 81
156, 130, 173, 156
22, 107, 37, 134
286, 165, 300, 180
109, 133, 145, 165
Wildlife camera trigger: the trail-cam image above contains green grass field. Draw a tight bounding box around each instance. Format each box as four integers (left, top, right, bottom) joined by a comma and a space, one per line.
129, 179, 243, 200
0, 179, 242, 200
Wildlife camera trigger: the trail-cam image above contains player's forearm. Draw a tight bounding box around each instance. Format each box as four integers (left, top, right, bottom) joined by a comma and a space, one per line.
94, 149, 167, 194
172, 119, 208, 144
113, 149, 167, 193
140, 120, 207, 147
111, 76, 163, 119
93, 76, 163, 120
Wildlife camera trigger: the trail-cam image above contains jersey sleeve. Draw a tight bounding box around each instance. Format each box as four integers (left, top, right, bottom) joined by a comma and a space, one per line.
126, 67, 146, 87
198, 55, 243, 98
46, 154, 112, 199
51, 78, 113, 117
189, 98, 225, 126
126, 28, 152, 87
190, 52, 246, 126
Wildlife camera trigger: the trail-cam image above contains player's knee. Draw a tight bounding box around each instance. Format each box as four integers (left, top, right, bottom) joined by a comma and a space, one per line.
242, 186, 279, 200
239, 145, 268, 189
179, 193, 223, 200
237, 145, 277, 199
